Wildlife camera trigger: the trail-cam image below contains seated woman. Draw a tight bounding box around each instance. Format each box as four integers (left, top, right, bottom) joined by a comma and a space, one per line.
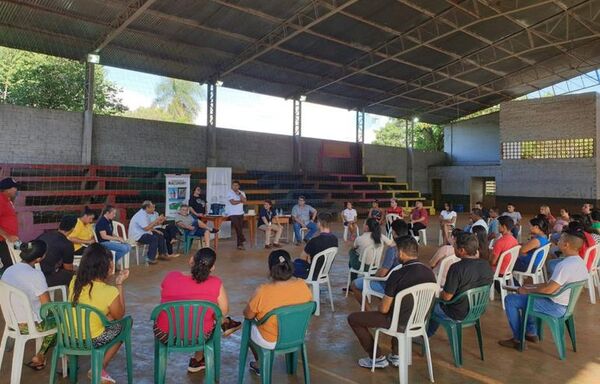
1, 240, 54, 371
472, 225, 490, 262
367, 200, 385, 225
429, 228, 463, 274
243, 250, 312, 376
257, 200, 283, 249
550, 208, 570, 243
349, 218, 394, 281
68, 206, 96, 255
69, 244, 129, 383
155, 247, 241, 373
513, 217, 549, 273
341, 201, 358, 241
439, 202, 457, 245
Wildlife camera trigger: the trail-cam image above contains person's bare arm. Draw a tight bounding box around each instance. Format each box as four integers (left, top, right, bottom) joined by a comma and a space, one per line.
518, 280, 561, 295
379, 295, 393, 314
216, 285, 229, 317
440, 291, 454, 301
300, 250, 310, 262
68, 235, 95, 245
100, 230, 121, 242
519, 238, 540, 256
0, 227, 18, 242
39, 292, 51, 305
107, 271, 129, 320
176, 221, 194, 231
375, 267, 390, 278
63, 263, 74, 271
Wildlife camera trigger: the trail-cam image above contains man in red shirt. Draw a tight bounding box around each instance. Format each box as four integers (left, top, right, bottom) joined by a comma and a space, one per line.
0, 178, 19, 271
410, 201, 429, 237
491, 216, 519, 274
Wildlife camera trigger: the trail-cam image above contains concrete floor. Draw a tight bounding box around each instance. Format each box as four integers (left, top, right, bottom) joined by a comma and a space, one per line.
2, 214, 600, 384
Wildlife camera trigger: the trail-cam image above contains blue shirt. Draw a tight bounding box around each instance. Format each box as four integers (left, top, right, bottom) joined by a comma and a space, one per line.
488, 218, 499, 237
523, 235, 550, 270
292, 204, 316, 224
382, 247, 400, 271
95, 216, 113, 243
258, 207, 277, 227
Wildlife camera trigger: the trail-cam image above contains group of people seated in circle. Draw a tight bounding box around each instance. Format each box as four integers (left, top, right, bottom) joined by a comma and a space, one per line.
1, 195, 597, 381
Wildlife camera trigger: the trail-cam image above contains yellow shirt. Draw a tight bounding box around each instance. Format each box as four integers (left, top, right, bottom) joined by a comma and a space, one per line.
70, 218, 94, 251
68, 277, 119, 338
248, 279, 312, 342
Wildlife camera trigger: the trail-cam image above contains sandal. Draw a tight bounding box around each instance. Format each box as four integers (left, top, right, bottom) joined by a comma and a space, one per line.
24, 360, 46, 371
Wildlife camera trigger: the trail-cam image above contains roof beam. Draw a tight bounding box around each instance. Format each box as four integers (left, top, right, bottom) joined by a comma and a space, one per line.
89, 0, 157, 53
205, 0, 359, 82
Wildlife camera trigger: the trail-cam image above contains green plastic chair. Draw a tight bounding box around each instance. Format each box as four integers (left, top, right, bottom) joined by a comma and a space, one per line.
430, 285, 491, 367
181, 230, 204, 254
40, 302, 133, 384
237, 301, 316, 384
150, 300, 222, 383
519, 280, 586, 359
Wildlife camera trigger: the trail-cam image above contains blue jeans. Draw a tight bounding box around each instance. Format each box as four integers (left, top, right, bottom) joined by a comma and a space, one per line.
427, 303, 453, 337
100, 241, 131, 263
504, 294, 567, 340
293, 221, 318, 242
137, 233, 167, 261
353, 277, 386, 294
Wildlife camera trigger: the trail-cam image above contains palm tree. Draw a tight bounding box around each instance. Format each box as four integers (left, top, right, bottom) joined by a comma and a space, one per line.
154, 78, 203, 123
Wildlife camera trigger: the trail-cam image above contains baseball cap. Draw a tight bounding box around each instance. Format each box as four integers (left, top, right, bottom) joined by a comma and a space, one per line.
0, 178, 19, 190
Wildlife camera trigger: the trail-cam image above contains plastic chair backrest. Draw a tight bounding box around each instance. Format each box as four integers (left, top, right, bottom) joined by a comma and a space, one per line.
40, 302, 109, 350
0, 281, 38, 334
5, 241, 21, 264
150, 300, 222, 348
494, 245, 521, 278
437, 255, 460, 287
259, 302, 316, 350
452, 285, 491, 323
388, 282, 439, 336
582, 243, 600, 272
113, 221, 128, 241
526, 243, 551, 274
386, 214, 401, 225
358, 243, 385, 275
562, 281, 586, 318
92, 224, 99, 242
306, 247, 338, 282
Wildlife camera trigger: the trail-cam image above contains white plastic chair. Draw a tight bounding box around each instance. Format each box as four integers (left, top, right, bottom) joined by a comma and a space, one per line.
372, 282, 439, 384
488, 238, 497, 250
6, 241, 21, 265
582, 243, 600, 304
361, 264, 403, 311
413, 228, 428, 246
0, 281, 67, 384
304, 247, 338, 316
343, 224, 360, 241
386, 214, 401, 238
513, 243, 551, 286
292, 227, 309, 243
436, 255, 460, 288
490, 245, 521, 309
113, 221, 132, 268
345, 244, 385, 297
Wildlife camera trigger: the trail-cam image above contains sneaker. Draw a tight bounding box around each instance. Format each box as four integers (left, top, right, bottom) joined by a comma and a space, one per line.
187, 357, 205, 373
498, 338, 523, 350
264, 244, 272, 249
157, 254, 171, 261
87, 369, 116, 384
146, 258, 158, 265
221, 316, 242, 337
249, 361, 260, 376
358, 356, 389, 369
525, 334, 539, 343
168, 253, 181, 258
272, 243, 282, 248
387, 354, 400, 367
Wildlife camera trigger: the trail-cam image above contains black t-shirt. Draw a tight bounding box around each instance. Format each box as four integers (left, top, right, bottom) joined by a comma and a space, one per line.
304, 232, 338, 280
384, 260, 437, 324
37, 231, 75, 275
189, 195, 206, 215
441, 258, 494, 320
95, 216, 113, 243
258, 207, 276, 228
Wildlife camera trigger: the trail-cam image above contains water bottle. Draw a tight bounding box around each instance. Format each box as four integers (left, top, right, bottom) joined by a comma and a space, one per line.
13, 240, 22, 250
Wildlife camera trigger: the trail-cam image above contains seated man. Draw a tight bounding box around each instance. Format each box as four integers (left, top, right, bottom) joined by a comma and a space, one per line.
428, 232, 494, 337
502, 203, 522, 239
128, 200, 170, 264
293, 212, 338, 279
349, 219, 409, 308
258, 199, 283, 249
291, 196, 318, 244
68, 206, 96, 255
409, 201, 429, 237
498, 225, 589, 350
38, 215, 77, 287
464, 208, 488, 233
174, 204, 217, 248
490, 216, 518, 273
347, 236, 436, 368
487, 207, 500, 242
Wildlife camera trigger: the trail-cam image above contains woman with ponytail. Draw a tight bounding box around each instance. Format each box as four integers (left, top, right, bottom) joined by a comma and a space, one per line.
155, 247, 241, 373
1, 240, 55, 371
243, 250, 312, 376
348, 218, 394, 281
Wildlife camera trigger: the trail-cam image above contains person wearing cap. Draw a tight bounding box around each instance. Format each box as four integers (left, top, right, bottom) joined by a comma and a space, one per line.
0, 177, 19, 271
37, 215, 77, 287
68, 206, 97, 255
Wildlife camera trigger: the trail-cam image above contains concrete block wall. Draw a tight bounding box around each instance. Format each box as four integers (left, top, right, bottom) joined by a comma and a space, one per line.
0, 104, 83, 164
444, 112, 500, 164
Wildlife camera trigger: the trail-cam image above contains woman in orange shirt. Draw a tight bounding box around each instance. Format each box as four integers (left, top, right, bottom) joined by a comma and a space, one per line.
243, 250, 312, 376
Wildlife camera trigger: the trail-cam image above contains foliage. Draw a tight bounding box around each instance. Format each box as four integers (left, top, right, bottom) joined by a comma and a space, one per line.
372, 118, 444, 151
452, 105, 500, 122
0, 47, 126, 114
124, 78, 203, 124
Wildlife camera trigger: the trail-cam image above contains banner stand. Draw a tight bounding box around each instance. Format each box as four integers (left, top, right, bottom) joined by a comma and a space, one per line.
165, 174, 191, 219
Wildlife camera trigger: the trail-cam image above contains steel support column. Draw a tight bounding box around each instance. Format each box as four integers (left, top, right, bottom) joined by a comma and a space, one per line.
206, 82, 217, 167
293, 99, 302, 172
406, 119, 414, 188
356, 109, 365, 175
82, 61, 95, 165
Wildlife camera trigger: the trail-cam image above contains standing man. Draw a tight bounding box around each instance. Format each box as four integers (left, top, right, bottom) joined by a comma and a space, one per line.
291, 196, 318, 245
0, 178, 19, 271
226, 180, 247, 250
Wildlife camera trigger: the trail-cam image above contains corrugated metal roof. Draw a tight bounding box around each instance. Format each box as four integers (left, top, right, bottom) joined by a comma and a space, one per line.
1, 0, 600, 123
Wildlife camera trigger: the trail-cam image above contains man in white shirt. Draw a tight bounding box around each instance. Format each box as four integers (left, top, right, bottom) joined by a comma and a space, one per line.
226, 180, 247, 250
467, 208, 488, 233
128, 200, 169, 264
499, 226, 589, 350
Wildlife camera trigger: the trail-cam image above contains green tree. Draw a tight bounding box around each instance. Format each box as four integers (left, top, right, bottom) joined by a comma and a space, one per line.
124, 106, 184, 122
154, 78, 203, 123
373, 118, 444, 151
0, 47, 126, 114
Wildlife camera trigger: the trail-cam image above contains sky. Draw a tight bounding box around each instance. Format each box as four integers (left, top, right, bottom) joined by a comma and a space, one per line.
104, 66, 387, 143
